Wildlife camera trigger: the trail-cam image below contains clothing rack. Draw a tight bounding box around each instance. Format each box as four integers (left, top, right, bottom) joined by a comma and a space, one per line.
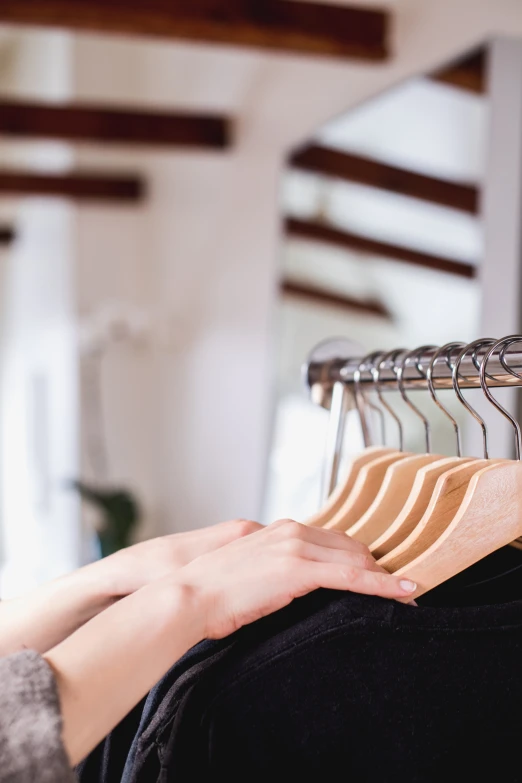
304, 337, 522, 502
305, 340, 522, 394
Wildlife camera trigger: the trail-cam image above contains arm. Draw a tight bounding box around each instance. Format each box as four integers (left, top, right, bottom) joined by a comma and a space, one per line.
0, 519, 260, 656
45, 520, 416, 765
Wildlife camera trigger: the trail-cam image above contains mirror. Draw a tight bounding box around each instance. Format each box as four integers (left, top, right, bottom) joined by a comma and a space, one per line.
263, 46, 486, 523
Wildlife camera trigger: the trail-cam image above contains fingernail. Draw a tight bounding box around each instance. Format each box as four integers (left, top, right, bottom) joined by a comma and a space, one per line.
399, 579, 417, 594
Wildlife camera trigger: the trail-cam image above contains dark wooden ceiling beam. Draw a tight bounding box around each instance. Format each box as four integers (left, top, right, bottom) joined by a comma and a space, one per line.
0, 99, 231, 149
0, 170, 145, 201
281, 278, 391, 319
290, 145, 479, 214
0, 1, 389, 60
430, 48, 486, 94
0, 226, 16, 245
285, 217, 476, 278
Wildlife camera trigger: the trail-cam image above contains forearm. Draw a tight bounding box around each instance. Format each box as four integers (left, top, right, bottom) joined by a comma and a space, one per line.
0, 566, 118, 657
44, 579, 205, 766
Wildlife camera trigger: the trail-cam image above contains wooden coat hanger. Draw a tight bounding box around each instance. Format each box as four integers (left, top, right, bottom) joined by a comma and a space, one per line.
324, 450, 411, 532
348, 453, 443, 544
379, 458, 492, 571
392, 335, 522, 598
348, 346, 448, 546
394, 460, 522, 598
371, 343, 475, 557
380, 338, 499, 571
325, 348, 415, 533
306, 445, 395, 527
307, 350, 401, 529
370, 456, 473, 557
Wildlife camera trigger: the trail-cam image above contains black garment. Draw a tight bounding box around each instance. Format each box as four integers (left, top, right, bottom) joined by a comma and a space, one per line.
80, 547, 522, 783
76, 696, 145, 783
76, 641, 227, 783
126, 587, 522, 782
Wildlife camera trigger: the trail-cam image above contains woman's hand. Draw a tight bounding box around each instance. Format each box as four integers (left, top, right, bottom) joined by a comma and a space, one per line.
0, 519, 260, 656
47, 518, 416, 765
93, 518, 262, 597
177, 519, 417, 639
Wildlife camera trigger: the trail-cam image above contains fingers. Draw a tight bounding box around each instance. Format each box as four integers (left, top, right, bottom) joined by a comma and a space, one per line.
268, 520, 415, 597
270, 518, 369, 554
286, 541, 381, 572
206, 519, 263, 545
305, 561, 417, 600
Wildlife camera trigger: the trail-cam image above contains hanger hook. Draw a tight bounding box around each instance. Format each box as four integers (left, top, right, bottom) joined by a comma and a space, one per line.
396, 346, 436, 453
499, 340, 522, 380
452, 338, 496, 459
479, 335, 522, 461
353, 351, 386, 445
377, 349, 406, 451
422, 342, 465, 457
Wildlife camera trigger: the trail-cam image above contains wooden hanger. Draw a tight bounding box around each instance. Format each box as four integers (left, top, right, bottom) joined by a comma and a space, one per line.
324, 451, 412, 532
391, 335, 522, 597
380, 338, 503, 571
308, 349, 402, 529
369, 456, 473, 557
369, 343, 472, 558
394, 461, 522, 598
305, 446, 395, 527
346, 344, 450, 546
347, 453, 443, 545
378, 458, 491, 571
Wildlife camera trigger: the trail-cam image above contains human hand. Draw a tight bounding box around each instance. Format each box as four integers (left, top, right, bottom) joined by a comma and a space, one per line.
176, 519, 417, 639
91, 519, 262, 598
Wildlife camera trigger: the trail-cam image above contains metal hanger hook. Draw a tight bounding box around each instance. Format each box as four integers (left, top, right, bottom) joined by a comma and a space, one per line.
422, 342, 465, 457
378, 348, 406, 451
353, 351, 386, 446
452, 338, 496, 459
396, 346, 436, 453
499, 339, 522, 380
480, 335, 522, 461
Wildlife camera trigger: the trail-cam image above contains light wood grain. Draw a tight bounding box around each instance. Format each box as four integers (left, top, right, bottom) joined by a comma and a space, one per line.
324, 452, 411, 532
347, 453, 442, 546
305, 446, 395, 527
395, 461, 522, 598
379, 459, 488, 572
370, 456, 473, 558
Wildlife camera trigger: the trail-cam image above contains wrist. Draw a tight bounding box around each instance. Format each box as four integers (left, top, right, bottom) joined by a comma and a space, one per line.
63, 564, 120, 622
152, 577, 208, 648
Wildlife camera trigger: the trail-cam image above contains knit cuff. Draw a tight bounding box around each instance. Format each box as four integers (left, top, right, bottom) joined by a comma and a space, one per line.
0, 649, 75, 783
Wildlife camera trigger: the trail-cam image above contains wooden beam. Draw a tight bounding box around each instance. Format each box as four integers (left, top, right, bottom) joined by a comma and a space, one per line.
290, 145, 478, 214
0, 170, 145, 201
0, 1, 389, 60
281, 278, 391, 319
0, 99, 231, 149
0, 226, 16, 245
431, 48, 486, 94
285, 217, 476, 278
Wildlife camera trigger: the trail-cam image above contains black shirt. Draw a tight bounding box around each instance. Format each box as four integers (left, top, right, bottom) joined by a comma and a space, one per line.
80, 547, 522, 782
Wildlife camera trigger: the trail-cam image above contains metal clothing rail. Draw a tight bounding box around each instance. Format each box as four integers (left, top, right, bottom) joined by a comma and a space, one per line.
305, 341, 522, 394
304, 336, 522, 502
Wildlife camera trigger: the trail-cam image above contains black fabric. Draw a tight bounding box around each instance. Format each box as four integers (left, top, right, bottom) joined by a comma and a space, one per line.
128, 586, 522, 782
418, 544, 522, 606
76, 641, 227, 783
75, 696, 146, 782
79, 547, 522, 783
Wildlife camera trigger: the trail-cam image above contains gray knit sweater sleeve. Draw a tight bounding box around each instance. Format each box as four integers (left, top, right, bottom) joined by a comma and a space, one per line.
0, 649, 75, 783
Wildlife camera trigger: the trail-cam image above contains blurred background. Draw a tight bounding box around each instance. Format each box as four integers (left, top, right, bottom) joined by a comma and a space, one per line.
0, 1, 521, 596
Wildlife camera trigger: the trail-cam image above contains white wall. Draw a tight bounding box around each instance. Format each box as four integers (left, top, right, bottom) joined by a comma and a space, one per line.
0, 201, 78, 595
0, 31, 79, 596
73, 39, 281, 537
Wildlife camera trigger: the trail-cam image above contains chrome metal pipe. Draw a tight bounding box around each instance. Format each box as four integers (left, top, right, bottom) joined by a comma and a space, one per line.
305, 342, 522, 395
